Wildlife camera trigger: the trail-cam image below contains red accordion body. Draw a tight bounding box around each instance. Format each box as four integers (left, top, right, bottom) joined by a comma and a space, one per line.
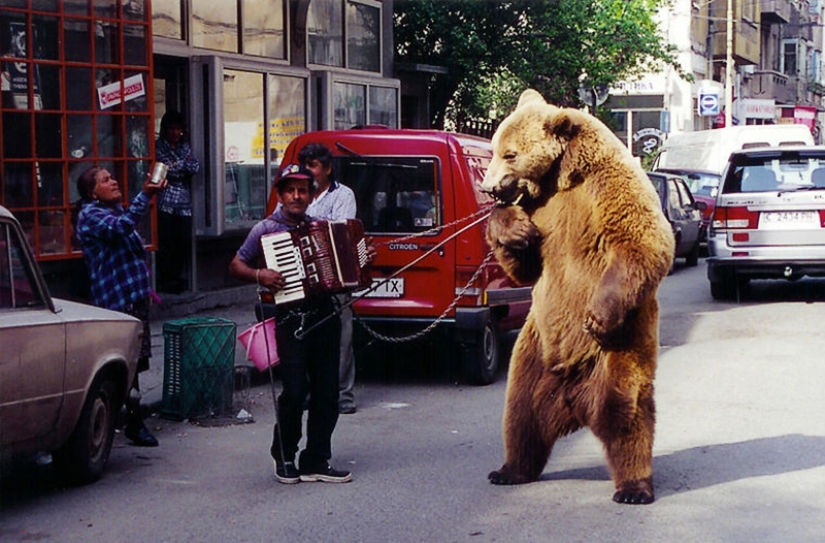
260, 219, 371, 305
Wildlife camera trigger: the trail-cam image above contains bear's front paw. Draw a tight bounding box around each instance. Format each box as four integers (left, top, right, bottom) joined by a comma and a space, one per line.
487, 206, 540, 250
488, 466, 531, 485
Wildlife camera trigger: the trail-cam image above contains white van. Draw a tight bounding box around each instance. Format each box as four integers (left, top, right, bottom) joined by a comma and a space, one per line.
655, 124, 814, 175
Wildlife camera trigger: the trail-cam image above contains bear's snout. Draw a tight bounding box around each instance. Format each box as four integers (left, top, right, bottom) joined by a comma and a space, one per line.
481, 172, 522, 205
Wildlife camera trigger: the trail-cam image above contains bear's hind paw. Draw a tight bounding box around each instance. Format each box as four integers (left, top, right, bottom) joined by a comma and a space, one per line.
612, 487, 654, 505
488, 467, 531, 485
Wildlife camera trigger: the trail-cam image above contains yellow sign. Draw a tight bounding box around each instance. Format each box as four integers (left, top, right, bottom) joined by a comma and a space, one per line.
252, 117, 305, 160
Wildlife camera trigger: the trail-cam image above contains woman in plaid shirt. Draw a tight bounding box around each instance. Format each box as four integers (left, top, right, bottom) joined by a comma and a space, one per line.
155, 110, 200, 293
74, 166, 166, 447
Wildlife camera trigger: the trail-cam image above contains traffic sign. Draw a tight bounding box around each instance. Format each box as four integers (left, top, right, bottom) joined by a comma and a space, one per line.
698, 91, 720, 116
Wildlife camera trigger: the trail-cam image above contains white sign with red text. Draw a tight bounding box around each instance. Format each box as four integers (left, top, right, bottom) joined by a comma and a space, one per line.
97, 74, 146, 110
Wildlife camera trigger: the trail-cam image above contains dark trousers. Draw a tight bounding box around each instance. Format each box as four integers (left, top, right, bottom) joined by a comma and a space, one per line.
157, 211, 191, 290
270, 301, 341, 470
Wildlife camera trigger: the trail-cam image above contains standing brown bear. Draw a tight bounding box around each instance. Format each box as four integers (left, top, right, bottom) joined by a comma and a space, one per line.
482, 89, 674, 504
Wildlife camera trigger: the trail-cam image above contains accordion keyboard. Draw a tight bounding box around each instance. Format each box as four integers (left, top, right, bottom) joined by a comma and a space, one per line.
261, 231, 307, 304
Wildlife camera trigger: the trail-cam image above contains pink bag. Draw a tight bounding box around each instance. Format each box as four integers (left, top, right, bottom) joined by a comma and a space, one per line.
237, 318, 279, 371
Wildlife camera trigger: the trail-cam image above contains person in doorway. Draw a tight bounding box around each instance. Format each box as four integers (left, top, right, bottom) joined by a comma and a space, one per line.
73, 166, 166, 447
155, 110, 199, 294
229, 164, 374, 484
298, 142, 359, 415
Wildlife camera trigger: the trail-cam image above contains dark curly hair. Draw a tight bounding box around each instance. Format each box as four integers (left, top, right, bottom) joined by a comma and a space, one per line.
297, 142, 333, 170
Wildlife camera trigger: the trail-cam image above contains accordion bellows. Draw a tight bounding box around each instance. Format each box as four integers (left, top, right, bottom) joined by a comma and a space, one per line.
261, 219, 371, 305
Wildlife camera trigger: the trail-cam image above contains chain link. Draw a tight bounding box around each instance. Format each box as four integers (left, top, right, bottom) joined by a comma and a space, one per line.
354, 249, 495, 344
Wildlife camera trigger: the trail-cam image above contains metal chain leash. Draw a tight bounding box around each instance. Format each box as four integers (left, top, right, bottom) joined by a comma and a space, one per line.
292, 208, 494, 341
370, 205, 493, 248
353, 249, 495, 344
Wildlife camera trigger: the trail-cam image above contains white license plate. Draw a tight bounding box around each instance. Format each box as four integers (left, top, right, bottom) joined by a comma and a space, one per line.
358, 277, 405, 298
759, 211, 820, 230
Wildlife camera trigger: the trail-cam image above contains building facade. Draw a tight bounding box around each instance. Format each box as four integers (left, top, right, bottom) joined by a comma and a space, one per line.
1, 0, 398, 299
609, 0, 824, 159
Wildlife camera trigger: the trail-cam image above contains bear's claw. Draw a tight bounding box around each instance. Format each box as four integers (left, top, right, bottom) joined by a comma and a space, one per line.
488, 468, 531, 485
612, 488, 655, 505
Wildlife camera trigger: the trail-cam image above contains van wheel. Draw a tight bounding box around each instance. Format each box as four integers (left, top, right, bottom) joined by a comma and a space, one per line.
460, 317, 500, 386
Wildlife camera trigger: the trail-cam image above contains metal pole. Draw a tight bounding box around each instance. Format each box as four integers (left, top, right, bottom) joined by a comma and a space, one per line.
725, 0, 734, 127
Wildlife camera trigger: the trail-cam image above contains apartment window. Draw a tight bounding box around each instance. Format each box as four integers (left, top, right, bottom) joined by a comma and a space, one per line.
242, 0, 286, 59
156, 0, 287, 59
782, 39, 798, 76
346, 0, 380, 72
153, 0, 183, 40
308, 0, 381, 73
192, 2, 239, 53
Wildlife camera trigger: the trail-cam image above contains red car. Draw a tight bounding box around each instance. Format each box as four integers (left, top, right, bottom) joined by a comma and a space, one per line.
264, 128, 532, 384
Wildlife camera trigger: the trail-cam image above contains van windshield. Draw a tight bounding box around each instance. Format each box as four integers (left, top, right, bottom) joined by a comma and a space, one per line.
724, 150, 825, 193
334, 156, 440, 234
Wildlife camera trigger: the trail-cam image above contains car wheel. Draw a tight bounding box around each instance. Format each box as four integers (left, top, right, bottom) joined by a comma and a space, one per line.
685, 240, 700, 267
55, 375, 120, 485
460, 317, 500, 386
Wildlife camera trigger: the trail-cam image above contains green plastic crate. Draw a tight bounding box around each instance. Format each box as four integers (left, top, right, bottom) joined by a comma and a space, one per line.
161, 317, 236, 420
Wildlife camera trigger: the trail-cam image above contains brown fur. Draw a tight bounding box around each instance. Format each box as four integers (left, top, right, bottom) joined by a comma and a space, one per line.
482, 89, 674, 505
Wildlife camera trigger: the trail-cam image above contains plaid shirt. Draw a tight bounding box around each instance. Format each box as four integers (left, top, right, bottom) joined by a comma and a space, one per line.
76, 192, 152, 311
156, 138, 200, 216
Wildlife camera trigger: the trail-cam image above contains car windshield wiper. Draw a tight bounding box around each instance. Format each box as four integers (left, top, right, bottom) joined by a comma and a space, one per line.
778, 185, 825, 195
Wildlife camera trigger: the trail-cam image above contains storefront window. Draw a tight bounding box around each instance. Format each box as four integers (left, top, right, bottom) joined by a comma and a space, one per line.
242, 0, 285, 59
308, 0, 344, 67
153, 0, 183, 40
223, 69, 264, 227
1, 1, 152, 258
334, 82, 366, 129
267, 74, 305, 168
193, 2, 239, 53
346, 0, 380, 72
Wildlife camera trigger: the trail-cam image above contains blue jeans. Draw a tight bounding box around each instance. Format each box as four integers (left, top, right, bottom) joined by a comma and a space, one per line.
270, 299, 341, 470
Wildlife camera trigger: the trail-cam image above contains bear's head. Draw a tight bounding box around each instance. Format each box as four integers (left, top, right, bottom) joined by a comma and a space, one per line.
481, 89, 583, 206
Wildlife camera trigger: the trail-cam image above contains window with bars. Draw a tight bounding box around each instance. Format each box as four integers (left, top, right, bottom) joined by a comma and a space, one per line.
0, 1, 154, 259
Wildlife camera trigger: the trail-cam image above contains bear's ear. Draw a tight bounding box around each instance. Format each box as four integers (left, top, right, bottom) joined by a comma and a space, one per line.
544, 109, 581, 142
516, 89, 546, 110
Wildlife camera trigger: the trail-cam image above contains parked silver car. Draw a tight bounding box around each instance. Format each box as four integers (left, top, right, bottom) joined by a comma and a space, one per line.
0, 205, 141, 484
707, 145, 825, 300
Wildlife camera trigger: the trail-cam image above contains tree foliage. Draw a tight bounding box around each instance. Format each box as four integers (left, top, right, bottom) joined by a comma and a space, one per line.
394, 0, 683, 129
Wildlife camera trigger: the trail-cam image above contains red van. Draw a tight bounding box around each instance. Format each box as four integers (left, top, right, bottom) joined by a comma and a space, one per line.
266, 128, 531, 384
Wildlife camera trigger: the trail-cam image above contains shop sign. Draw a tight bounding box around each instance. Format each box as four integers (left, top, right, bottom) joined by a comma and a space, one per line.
794, 106, 817, 131
632, 127, 664, 155
741, 99, 775, 120
97, 74, 146, 110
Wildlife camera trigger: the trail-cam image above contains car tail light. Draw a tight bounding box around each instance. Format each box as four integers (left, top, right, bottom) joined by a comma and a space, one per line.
819, 210, 825, 227
732, 232, 749, 242
712, 206, 758, 230
456, 268, 485, 307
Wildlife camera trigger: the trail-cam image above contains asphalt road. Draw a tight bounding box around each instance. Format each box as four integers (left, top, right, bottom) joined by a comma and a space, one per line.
2, 260, 825, 542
